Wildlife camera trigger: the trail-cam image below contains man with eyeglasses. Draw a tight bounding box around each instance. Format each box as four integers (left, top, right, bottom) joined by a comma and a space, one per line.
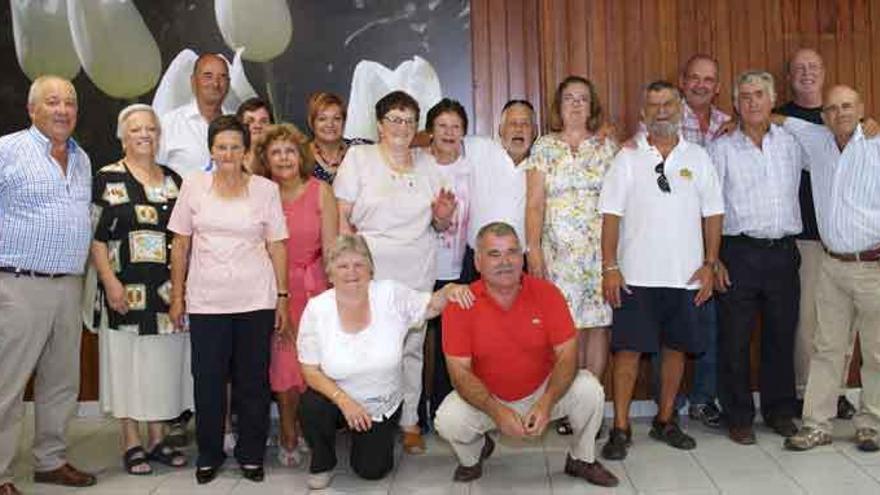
598, 80, 724, 460
772, 85, 880, 453
777, 48, 858, 421
708, 70, 805, 445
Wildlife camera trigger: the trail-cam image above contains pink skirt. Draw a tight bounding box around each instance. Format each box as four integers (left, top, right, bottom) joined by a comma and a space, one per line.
269, 334, 306, 393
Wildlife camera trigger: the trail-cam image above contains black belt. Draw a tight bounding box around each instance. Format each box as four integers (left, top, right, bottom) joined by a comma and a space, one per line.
724, 234, 795, 249
824, 246, 880, 262
0, 266, 69, 278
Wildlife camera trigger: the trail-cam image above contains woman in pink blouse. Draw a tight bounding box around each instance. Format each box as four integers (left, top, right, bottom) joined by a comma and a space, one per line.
254, 123, 337, 466
168, 116, 289, 485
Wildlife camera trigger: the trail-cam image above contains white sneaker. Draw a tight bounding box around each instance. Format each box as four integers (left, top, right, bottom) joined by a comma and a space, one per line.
307, 470, 334, 490
223, 432, 237, 456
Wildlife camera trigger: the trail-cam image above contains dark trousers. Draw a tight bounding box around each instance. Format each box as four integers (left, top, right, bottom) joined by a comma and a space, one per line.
189, 310, 273, 468
717, 236, 800, 427
300, 389, 401, 480
422, 279, 458, 427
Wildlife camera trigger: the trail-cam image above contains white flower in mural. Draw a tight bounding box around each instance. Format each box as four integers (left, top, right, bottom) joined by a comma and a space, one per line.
66, 0, 161, 98
10, 0, 80, 80
151, 48, 257, 120
214, 0, 292, 62
344, 56, 442, 141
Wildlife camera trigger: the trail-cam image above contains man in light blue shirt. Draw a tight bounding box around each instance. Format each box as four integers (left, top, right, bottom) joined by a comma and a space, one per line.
778, 85, 880, 453
0, 76, 96, 493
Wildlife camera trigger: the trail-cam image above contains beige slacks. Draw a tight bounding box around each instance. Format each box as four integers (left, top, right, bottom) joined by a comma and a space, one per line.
434, 371, 604, 467
795, 239, 854, 398
0, 273, 83, 483
400, 322, 427, 427
803, 253, 880, 433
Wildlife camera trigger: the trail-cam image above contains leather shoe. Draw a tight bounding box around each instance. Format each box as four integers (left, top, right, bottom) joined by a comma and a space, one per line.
195, 466, 219, 485
564, 455, 619, 487
33, 464, 96, 487
452, 435, 495, 482
766, 417, 797, 438
728, 425, 756, 445
241, 465, 264, 482
0, 482, 21, 495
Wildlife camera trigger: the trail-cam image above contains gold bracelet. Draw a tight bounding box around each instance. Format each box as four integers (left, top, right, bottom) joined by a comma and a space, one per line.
602, 264, 620, 273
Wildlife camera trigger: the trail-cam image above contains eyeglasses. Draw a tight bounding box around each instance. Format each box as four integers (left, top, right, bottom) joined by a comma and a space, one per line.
383, 115, 416, 127
655, 161, 671, 193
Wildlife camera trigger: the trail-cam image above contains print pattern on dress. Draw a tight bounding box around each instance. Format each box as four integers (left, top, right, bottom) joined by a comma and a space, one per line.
129, 230, 166, 263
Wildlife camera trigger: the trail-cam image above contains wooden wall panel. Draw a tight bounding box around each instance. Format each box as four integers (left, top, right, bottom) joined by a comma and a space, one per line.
472, 0, 880, 137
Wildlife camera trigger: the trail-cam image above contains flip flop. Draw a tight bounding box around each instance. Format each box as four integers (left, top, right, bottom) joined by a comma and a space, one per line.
123, 446, 153, 475
147, 440, 188, 468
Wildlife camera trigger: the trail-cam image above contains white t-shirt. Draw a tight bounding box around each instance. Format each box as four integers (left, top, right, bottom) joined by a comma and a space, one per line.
598, 134, 724, 289
333, 145, 441, 291
467, 136, 527, 248
158, 100, 234, 178
297, 280, 432, 419
418, 151, 472, 280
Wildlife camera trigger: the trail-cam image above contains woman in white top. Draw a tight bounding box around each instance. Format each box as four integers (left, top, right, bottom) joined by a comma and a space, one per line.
333, 90, 457, 453
298, 234, 472, 489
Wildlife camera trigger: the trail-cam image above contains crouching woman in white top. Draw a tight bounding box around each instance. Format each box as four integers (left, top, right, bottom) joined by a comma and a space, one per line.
298, 234, 473, 489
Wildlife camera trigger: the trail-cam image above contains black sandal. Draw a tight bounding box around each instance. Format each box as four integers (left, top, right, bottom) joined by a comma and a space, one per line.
147, 440, 188, 468
555, 417, 574, 436
123, 446, 153, 475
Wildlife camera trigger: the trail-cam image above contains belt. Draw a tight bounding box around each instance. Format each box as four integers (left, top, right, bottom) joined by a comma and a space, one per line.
824, 246, 880, 262
725, 234, 795, 249
0, 266, 69, 278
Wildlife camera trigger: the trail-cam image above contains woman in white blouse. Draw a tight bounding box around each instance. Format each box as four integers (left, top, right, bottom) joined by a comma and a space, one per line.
297, 234, 472, 490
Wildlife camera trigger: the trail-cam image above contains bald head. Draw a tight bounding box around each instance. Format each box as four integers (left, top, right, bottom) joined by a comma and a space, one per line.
27, 76, 78, 144
821, 84, 863, 140
191, 53, 230, 108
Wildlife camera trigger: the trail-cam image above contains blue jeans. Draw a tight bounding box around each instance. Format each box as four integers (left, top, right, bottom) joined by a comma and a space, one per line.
651, 299, 718, 409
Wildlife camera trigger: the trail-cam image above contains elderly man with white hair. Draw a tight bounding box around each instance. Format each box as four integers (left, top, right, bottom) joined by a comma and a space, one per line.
709, 70, 806, 445
0, 76, 96, 494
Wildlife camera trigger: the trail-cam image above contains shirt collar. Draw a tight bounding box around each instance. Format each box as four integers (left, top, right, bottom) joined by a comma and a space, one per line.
636, 129, 688, 154
28, 125, 81, 155
182, 99, 236, 121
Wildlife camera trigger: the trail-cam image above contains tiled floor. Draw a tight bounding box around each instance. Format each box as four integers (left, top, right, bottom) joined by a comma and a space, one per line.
8, 413, 880, 494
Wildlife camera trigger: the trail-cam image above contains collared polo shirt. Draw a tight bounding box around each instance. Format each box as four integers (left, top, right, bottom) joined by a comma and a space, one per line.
442, 275, 575, 401
0, 126, 91, 274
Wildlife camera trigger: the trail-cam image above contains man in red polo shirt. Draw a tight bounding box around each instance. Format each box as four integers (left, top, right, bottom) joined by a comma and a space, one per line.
434, 222, 617, 487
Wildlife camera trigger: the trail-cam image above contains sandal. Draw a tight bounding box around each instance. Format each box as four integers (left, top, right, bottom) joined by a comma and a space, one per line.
277, 445, 303, 467
123, 446, 153, 475
555, 417, 574, 436
147, 440, 188, 468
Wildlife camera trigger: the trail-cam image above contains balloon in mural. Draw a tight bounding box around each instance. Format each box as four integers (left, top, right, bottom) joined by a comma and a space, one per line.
214, 0, 293, 62
345, 56, 443, 141
10, 0, 81, 81
67, 0, 161, 98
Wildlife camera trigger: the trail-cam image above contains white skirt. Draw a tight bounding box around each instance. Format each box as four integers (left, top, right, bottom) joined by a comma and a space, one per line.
99, 327, 193, 421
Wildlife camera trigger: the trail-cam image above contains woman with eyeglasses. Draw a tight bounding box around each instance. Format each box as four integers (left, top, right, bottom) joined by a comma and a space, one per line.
524, 76, 618, 434
333, 90, 457, 454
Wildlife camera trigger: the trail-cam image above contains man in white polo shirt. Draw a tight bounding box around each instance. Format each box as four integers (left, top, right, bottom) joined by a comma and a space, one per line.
599, 80, 724, 460
158, 53, 235, 177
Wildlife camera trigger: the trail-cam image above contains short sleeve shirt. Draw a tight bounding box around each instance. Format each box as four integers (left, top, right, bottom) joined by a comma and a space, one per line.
297, 280, 431, 419
599, 135, 724, 288
333, 144, 441, 291
167, 172, 288, 313
442, 275, 576, 401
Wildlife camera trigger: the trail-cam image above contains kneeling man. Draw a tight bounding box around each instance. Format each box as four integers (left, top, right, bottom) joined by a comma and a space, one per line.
434, 222, 617, 487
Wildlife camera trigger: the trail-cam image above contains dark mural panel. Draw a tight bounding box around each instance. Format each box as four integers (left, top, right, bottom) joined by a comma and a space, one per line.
0, 0, 472, 168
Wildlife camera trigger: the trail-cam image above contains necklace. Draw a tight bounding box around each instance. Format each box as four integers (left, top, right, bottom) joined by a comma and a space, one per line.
313, 141, 347, 170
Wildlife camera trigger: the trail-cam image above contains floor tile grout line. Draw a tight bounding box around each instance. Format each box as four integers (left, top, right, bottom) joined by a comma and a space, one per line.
687, 450, 722, 494
841, 447, 880, 486
755, 439, 808, 494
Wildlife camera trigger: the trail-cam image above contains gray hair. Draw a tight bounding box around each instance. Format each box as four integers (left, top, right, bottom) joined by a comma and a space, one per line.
116, 104, 160, 140
27, 75, 76, 107
734, 70, 776, 104
325, 234, 375, 277
642, 80, 682, 106
476, 222, 520, 249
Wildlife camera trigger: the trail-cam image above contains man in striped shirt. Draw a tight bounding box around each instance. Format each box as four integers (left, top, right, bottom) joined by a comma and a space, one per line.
778, 85, 880, 453
0, 76, 96, 494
